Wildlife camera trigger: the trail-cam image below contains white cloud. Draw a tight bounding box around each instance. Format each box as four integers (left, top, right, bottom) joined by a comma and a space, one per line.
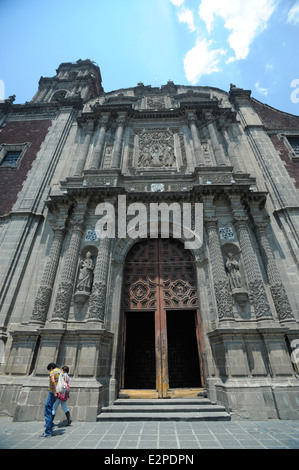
183, 38, 226, 84
287, 1, 299, 24
198, 0, 277, 61
177, 7, 196, 32
255, 82, 269, 96
169, 0, 185, 7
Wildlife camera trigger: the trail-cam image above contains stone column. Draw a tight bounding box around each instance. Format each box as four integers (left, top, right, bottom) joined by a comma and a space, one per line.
88, 237, 111, 322
254, 219, 294, 322
223, 127, 245, 173
89, 114, 109, 169
234, 216, 272, 319
52, 213, 86, 322
187, 112, 205, 167
205, 217, 234, 320
111, 113, 126, 168
73, 122, 94, 176
30, 224, 66, 325
207, 118, 227, 166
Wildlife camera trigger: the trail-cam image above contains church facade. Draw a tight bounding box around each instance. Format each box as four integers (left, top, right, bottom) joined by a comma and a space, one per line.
0, 59, 299, 421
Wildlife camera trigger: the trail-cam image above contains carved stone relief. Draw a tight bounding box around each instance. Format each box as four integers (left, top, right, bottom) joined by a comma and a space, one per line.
146, 96, 165, 109
137, 130, 176, 168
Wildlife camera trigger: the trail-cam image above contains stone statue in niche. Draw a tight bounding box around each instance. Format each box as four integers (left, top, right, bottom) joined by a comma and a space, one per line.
225, 253, 243, 289
76, 251, 94, 293
225, 252, 249, 314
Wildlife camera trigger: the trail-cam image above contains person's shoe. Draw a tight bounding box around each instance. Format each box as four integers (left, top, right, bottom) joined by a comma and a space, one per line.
65, 411, 72, 426
39, 432, 51, 438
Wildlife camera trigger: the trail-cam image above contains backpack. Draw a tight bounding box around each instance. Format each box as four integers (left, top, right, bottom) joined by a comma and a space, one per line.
58, 384, 70, 402
56, 371, 67, 394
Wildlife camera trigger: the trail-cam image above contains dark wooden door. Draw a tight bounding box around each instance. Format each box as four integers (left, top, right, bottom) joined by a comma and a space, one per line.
120, 238, 203, 398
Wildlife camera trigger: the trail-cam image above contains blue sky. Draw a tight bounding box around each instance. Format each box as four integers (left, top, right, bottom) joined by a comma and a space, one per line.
1, 0, 299, 115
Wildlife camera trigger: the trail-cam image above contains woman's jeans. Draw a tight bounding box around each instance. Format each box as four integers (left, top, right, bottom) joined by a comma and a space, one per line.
52, 396, 69, 415
44, 392, 56, 436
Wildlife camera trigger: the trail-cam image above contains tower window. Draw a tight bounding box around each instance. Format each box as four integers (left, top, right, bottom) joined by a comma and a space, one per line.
0, 150, 22, 168
287, 136, 299, 156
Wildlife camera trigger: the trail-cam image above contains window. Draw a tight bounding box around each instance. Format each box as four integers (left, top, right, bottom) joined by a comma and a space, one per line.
287, 136, 299, 156
0, 143, 29, 169
0, 150, 22, 167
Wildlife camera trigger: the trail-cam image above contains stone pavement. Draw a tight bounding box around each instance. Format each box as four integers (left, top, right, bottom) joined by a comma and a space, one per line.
1, 416, 299, 450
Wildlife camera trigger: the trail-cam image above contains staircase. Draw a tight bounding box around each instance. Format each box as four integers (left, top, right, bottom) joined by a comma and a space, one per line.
97, 398, 231, 422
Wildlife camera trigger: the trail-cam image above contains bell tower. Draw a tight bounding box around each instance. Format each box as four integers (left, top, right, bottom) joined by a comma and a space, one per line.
31, 59, 103, 103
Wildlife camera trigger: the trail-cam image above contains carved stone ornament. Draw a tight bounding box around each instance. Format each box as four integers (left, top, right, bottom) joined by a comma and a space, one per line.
138, 130, 176, 168
88, 281, 107, 321
147, 96, 165, 109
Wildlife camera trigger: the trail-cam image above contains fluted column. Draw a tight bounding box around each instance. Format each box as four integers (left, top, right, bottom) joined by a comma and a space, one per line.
89, 114, 109, 169
111, 113, 126, 168
207, 118, 226, 166
30, 224, 66, 324
254, 219, 294, 322
88, 237, 111, 322
52, 216, 86, 322
187, 112, 205, 167
205, 217, 234, 320
234, 216, 272, 319
74, 122, 94, 176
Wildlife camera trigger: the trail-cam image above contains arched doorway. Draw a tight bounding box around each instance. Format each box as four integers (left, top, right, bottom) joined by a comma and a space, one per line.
119, 238, 205, 398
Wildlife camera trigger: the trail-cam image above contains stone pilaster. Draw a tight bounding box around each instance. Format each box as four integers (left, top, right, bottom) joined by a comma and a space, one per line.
205, 217, 234, 320
52, 213, 86, 322
187, 112, 205, 167
89, 114, 109, 169
73, 122, 94, 176
30, 224, 66, 324
234, 216, 272, 319
111, 113, 126, 168
88, 237, 111, 322
254, 218, 294, 322
222, 127, 244, 173
206, 118, 227, 167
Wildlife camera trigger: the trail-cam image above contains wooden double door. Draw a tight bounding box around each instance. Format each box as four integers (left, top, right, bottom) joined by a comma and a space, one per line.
119, 238, 204, 398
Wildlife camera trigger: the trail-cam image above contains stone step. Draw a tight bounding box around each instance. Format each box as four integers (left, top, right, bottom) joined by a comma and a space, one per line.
97, 398, 231, 421
114, 398, 213, 406
101, 404, 227, 413
97, 411, 231, 421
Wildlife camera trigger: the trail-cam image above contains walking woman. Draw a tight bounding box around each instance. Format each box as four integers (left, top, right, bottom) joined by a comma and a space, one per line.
52, 365, 72, 426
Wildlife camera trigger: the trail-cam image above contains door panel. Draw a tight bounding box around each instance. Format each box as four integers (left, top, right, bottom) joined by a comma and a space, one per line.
120, 239, 203, 398
167, 310, 201, 388
124, 312, 156, 389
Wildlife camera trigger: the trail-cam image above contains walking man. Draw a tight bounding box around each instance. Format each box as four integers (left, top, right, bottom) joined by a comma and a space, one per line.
39, 363, 60, 438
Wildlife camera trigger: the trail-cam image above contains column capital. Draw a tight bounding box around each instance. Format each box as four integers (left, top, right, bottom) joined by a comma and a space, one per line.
234, 216, 249, 230
254, 219, 269, 235
116, 112, 127, 126
204, 216, 218, 230
99, 114, 110, 126
186, 111, 198, 123
70, 217, 85, 233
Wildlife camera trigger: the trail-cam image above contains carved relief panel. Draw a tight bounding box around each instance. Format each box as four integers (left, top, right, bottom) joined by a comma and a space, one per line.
122, 238, 198, 310
126, 128, 188, 174
137, 130, 176, 168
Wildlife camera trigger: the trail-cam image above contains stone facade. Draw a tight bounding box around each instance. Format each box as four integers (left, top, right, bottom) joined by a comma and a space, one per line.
0, 60, 299, 422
